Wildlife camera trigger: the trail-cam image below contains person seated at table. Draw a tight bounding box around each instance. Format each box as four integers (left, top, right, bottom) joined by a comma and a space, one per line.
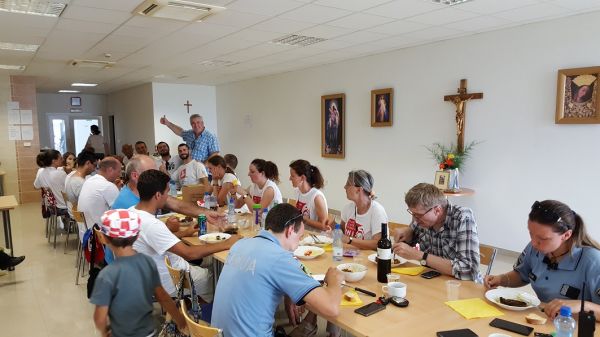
485, 200, 600, 321
65, 150, 97, 207
120, 144, 135, 166
34, 149, 69, 216
155, 141, 181, 176
393, 183, 481, 281
339, 170, 388, 250
224, 153, 238, 173
212, 203, 343, 337
132, 169, 241, 301
112, 155, 222, 231
206, 155, 239, 206
0, 247, 25, 270
135, 141, 149, 156
60, 152, 76, 175
170, 143, 209, 189
235, 158, 282, 210
289, 159, 329, 232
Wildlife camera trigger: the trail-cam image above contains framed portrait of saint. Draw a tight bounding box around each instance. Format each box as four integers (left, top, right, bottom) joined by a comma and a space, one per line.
434, 171, 450, 190
371, 88, 393, 127
556, 66, 600, 124
321, 93, 345, 159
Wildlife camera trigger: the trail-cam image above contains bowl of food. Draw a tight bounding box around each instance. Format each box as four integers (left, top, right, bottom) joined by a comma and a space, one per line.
293, 246, 325, 260
336, 263, 368, 282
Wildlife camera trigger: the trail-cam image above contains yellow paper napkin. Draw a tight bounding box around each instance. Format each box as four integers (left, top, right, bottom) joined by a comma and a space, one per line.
323, 244, 332, 252
391, 265, 426, 276
445, 298, 504, 319
340, 290, 364, 306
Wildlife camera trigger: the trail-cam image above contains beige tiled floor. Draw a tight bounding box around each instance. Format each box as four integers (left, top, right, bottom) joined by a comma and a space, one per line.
0, 202, 527, 337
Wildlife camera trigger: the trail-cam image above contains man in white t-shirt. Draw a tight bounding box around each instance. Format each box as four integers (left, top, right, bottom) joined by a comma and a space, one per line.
78, 157, 121, 227
131, 169, 241, 300
64, 151, 97, 206
155, 141, 181, 175
170, 143, 208, 188
34, 149, 68, 212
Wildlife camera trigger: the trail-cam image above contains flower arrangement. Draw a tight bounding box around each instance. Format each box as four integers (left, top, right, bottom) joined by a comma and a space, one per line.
427, 141, 478, 170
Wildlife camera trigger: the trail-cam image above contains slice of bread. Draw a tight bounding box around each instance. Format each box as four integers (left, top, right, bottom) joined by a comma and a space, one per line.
525, 313, 547, 325
344, 291, 358, 302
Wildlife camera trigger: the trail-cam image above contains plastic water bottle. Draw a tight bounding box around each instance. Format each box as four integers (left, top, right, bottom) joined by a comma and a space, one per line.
554, 306, 576, 337
332, 223, 343, 261
169, 180, 177, 197
227, 196, 235, 224
261, 208, 269, 230
203, 192, 211, 209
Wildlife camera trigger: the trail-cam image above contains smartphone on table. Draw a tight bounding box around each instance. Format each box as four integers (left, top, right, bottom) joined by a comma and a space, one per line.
354, 302, 386, 317
489, 318, 534, 336
421, 270, 442, 279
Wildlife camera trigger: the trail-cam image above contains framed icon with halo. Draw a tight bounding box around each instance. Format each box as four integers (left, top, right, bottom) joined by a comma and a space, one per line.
556, 66, 600, 124
371, 88, 393, 127
321, 93, 345, 158
434, 171, 450, 190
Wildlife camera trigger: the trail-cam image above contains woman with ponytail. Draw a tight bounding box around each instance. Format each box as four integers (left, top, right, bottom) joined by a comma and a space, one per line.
235, 158, 282, 210
289, 159, 329, 232
206, 155, 240, 206
485, 200, 600, 321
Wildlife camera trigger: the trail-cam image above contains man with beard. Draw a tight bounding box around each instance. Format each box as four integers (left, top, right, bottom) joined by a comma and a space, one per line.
155, 141, 181, 175
170, 143, 208, 188
135, 141, 149, 156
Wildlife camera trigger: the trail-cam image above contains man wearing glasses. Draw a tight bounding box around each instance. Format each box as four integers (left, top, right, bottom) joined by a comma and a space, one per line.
212, 203, 343, 337
392, 183, 481, 281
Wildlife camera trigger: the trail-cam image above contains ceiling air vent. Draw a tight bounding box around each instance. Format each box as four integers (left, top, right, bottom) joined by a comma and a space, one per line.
271, 34, 326, 47
69, 59, 115, 69
133, 0, 225, 22
429, 0, 472, 6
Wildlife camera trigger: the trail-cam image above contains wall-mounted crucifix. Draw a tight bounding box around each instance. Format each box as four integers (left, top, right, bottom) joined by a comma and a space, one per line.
184, 100, 192, 114
443, 79, 483, 152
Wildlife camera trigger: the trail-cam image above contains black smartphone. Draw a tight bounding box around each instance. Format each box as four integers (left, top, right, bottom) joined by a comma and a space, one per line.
489, 318, 534, 336
534, 333, 553, 337
421, 270, 442, 279
354, 302, 386, 317
436, 328, 478, 337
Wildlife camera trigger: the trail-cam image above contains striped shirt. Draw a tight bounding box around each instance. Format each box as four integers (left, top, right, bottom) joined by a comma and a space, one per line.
410, 202, 481, 281
181, 129, 220, 162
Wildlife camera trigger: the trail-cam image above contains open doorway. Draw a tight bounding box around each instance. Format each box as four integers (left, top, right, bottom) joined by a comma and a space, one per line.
47, 115, 104, 154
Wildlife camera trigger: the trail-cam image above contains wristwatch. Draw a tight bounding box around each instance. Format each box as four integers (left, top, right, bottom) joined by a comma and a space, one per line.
420, 252, 429, 266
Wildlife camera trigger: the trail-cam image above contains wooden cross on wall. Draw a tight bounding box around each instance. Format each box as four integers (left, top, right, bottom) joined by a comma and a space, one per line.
443, 79, 483, 153
184, 100, 192, 114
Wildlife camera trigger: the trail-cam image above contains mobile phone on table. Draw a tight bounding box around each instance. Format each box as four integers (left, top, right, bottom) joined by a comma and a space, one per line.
436, 328, 478, 337
354, 302, 386, 317
421, 270, 441, 279
489, 318, 534, 336
534, 333, 553, 337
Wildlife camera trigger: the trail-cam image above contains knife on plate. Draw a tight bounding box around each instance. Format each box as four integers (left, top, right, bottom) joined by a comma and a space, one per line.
342, 283, 377, 297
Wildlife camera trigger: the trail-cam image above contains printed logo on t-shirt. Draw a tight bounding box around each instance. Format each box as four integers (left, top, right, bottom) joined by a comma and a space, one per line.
344, 219, 364, 239
179, 168, 187, 181
252, 195, 261, 204
295, 200, 309, 217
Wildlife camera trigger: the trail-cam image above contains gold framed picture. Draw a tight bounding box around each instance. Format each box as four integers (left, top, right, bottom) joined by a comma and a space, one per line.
556, 66, 600, 124
434, 171, 450, 190
371, 88, 393, 127
321, 93, 345, 158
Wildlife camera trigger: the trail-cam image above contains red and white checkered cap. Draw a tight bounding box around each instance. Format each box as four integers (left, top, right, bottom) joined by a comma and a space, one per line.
100, 209, 141, 238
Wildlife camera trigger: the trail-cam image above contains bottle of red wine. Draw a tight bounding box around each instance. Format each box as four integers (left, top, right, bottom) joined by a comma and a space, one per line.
377, 223, 392, 283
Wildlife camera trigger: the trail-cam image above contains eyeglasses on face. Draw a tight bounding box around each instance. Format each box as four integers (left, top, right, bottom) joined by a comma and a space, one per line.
407, 206, 434, 219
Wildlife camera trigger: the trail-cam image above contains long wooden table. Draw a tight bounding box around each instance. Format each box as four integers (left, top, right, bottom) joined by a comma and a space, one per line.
182, 214, 598, 336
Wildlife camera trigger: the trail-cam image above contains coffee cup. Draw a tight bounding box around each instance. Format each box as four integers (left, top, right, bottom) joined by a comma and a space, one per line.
382, 281, 407, 298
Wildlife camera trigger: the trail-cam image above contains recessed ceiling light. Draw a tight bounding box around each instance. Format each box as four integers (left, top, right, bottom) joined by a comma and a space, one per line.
429, 0, 473, 5
271, 34, 326, 47
71, 83, 98, 87
0, 0, 67, 17
0, 42, 39, 52
58, 90, 80, 93
0, 64, 26, 70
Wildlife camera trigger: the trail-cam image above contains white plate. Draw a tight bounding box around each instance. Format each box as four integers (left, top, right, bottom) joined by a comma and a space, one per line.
294, 246, 325, 260
300, 235, 333, 246
367, 253, 406, 267
199, 233, 231, 244
485, 288, 540, 311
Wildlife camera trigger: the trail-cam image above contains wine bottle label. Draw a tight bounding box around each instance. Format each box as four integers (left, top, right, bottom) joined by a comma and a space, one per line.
377, 248, 391, 260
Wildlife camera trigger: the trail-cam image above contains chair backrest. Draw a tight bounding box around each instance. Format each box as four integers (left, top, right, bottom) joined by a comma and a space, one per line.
287, 198, 297, 207
182, 184, 206, 203
479, 243, 498, 276
165, 256, 192, 290
388, 221, 409, 233
327, 208, 341, 222
93, 226, 108, 245
180, 300, 223, 337
42, 187, 57, 208
72, 210, 85, 224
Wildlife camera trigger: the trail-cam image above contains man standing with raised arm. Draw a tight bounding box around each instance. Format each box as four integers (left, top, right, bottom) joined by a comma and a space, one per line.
160, 114, 220, 163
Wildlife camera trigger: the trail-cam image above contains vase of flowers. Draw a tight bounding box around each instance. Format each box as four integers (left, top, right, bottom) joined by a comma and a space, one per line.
427, 142, 478, 192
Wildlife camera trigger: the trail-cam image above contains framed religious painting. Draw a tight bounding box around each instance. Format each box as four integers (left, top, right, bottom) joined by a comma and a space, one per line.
434, 171, 450, 190
371, 88, 393, 127
321, 93, 345, 158
556, 66, 600, 124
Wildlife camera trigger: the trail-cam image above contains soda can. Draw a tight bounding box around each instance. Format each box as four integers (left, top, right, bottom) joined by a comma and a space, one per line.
198, 214, 207, 236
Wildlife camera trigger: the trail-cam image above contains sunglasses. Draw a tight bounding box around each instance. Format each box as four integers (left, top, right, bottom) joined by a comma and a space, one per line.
531, 201, 570, 230
281, 213, 303, 228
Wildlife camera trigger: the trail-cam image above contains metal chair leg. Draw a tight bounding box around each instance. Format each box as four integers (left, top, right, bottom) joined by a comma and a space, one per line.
64, 218, 73, 253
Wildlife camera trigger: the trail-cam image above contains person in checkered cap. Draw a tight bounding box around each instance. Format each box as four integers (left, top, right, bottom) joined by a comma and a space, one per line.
90, 209, 186, 337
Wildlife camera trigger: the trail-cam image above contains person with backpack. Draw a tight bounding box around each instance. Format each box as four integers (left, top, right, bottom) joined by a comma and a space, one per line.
90, 209, 186, 337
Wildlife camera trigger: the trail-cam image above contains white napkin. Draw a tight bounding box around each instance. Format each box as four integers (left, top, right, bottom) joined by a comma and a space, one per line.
235, 204, 250, 214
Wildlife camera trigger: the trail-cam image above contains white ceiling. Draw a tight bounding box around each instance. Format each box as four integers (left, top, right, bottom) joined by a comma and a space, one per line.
1, 0, 599, 94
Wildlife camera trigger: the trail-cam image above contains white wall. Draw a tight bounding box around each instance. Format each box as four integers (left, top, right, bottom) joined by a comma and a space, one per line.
216, 11, 600, 252
107, 83, 155, 153
152, 83, 217, 153
36, 93, 107, 149
0, 74, 18, 196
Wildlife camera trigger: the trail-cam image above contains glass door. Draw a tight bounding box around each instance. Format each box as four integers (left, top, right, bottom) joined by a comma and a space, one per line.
73, 118, 100, 154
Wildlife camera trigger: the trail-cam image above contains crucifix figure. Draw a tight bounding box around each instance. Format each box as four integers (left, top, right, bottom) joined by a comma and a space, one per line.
443, 79, 483, 152
184, 100, 192, 114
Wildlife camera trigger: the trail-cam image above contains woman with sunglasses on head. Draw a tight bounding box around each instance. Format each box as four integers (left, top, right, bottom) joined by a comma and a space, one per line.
235, 158, 282, 210
289, 160, 329, 232
485, 200, 600, 321
206, 155, 239, 206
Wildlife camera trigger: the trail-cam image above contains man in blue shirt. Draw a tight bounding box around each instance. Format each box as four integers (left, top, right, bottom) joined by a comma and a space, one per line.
212, 204, 343, 337
160, 114, 219, 163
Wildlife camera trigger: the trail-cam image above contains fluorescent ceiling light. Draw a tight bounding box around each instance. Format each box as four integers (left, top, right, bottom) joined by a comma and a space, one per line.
0, 0, 67, 17
0, 42, 39, 52
58, 90, 80, 93
0, 64, 25, 70
71, 83, 97, 87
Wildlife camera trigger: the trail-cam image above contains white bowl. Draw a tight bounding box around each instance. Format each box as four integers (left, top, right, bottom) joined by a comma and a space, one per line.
294, 246, 325, 260
337, 263, 368, 282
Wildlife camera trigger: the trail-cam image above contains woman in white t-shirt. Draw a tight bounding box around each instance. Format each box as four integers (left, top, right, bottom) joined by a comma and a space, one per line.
289, 159, 329, 232
340, 169, 388, 250
235, 159, 282, 210
85, 125, 108, 160
207, 155, 240, 206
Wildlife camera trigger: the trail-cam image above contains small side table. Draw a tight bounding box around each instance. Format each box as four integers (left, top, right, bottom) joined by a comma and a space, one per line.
0, 195, 18, 270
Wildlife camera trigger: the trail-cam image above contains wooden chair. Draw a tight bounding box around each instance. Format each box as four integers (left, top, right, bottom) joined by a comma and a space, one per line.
61, 191, 78, 253
165, 256, 193, 291
479, 243, 498, 276
180, 300, 223, 337
388, 221, 409, 232
287, 198, 297, 207
182, 184, 207, 204
42, 188, 60, 248
73, 210, 88, 285
327, 208, 341, 222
